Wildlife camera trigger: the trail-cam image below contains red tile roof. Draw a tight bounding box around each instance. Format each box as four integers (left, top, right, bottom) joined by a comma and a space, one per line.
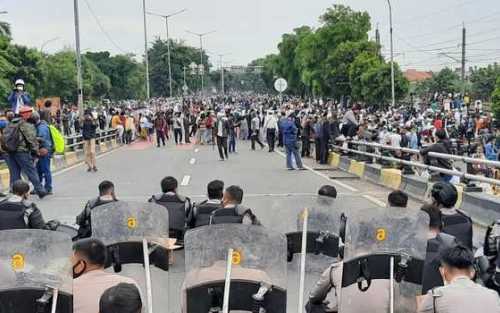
404, 69, 433, 82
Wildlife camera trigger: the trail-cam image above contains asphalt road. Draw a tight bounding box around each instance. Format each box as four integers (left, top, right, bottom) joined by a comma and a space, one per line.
35, 138, 425, 313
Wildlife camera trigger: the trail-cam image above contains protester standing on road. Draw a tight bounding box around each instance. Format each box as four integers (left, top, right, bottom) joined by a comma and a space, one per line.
282, 113, 305, 170
215, 112, 229, 161
33, 111, 53, 194
2, 106, 47, 198
183, 113, 191, 144
264, 110, 278, 152
250, 113, 264, 150
228, 111, 237, 153
82, 110, 98, 172
7, 79, 31, 114
154, 112, 167, 147
173, 112, 183, 145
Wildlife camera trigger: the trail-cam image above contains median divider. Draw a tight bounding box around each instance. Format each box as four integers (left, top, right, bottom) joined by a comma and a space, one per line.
400, 175, 430, 199
329, 152, 341, 168
348, 160, 365, 177
380, 168, 402, 190
339, 156, 351, 171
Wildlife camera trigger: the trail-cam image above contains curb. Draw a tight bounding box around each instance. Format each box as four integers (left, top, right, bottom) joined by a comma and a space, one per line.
1, 138, 120, 191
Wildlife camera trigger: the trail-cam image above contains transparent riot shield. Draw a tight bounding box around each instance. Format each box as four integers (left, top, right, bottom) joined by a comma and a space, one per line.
339, 206, 430, 313
0, 229, 73, 313
91, 201, 169, 313
183, 224, 287, 313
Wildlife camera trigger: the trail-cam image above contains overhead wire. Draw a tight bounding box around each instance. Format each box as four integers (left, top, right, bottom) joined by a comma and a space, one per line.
82, 0, 128, 54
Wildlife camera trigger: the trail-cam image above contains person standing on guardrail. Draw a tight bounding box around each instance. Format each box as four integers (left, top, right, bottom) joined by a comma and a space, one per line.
82, 110, 98, 173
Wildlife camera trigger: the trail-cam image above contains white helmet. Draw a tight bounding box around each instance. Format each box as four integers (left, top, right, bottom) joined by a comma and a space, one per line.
15, 79, 25, 86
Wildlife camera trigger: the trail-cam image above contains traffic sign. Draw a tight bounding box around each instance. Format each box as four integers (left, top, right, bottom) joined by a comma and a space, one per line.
274, 78, 288, 93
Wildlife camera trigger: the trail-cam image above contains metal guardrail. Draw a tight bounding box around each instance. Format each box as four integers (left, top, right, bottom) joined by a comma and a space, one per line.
65, 129, 118, 151
332, 143, 500, 186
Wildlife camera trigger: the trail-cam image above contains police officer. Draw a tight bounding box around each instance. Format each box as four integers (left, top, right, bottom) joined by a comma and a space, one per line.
210, 185, 260, 225
418, 245, 500, 313
148, 176, 191, 240
188, 180, 224, 228
430, 181, 473, 250
420, 204, 458, 294
0, 180, 46, 230
76, 180, 118, 239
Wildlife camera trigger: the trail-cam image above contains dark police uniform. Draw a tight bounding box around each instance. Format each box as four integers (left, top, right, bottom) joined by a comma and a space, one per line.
76, 196, 117, 238
149, 192, 191, 239
422, 233, 458, 294
0, 196, 45, 230
189, 199, 222, 227
209, 204, 260, 225
441, 208, 473, 250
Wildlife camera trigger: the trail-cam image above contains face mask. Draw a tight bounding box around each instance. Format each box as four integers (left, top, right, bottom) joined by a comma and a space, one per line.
72, 260, 87, 279
16, 86, 23, 91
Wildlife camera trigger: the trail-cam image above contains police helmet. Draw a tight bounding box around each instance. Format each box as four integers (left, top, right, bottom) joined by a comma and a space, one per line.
431, 182, 458, 208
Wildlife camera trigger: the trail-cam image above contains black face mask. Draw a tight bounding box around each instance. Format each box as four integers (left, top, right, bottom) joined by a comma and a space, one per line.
72, 260, 87, 279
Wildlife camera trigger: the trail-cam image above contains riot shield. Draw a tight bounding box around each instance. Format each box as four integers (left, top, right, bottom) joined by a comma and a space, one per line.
339, 206, 429, 313
91, 201, 170, 313
91, 201, 170, 271
183, 224, 287, 313
0, 229, 73, 313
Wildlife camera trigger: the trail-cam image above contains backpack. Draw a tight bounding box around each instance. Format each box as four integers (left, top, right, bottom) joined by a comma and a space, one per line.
1, 122, 22, 152
49, 125, 65, 154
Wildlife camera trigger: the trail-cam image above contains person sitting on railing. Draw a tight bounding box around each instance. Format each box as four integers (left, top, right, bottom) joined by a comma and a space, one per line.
420, 129, 454, 182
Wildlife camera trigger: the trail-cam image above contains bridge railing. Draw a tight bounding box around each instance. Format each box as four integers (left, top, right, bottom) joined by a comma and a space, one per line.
65, 129, 119, 151
333, 139, 500, 187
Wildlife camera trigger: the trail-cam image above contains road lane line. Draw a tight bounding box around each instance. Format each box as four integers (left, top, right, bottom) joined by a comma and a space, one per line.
181, 175, 191, 186
194, 148, 199, 153
274, 150, 358, 192
362, 195, 386, 207
189, 158, 196, 165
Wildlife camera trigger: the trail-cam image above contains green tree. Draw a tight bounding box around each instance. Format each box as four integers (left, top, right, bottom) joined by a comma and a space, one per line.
469, 64, 500, 101
148, 38, 210, 97
492, 77, 500, 120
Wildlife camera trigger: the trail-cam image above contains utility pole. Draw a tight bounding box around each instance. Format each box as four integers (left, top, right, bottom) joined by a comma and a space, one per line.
375, 23, 381, 54
147, 9, 186, 98
73, 0, 84, 115
142, 0, 150, 99
461, 23, 466, 98
387, 0, 395, 107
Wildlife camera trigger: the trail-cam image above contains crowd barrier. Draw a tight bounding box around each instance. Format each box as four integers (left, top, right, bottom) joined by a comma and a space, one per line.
0, 129, 120, 191
328, 151, 500, 226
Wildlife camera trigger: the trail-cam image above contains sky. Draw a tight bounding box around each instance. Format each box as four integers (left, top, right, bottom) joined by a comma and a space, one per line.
1, 0, 500, 71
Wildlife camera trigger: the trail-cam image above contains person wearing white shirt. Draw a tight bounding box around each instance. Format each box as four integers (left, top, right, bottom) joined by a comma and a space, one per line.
264, 111, 279, 152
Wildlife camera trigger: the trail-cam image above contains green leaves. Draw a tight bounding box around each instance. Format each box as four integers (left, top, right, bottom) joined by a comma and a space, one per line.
492, 77, 500, 120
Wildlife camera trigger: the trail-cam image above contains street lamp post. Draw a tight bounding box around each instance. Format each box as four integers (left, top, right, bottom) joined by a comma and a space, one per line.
73, 0, 84, 115
147, 9, 186, 98
387, 0, 395, 107
142, 0, 150, 100
186, 30, 216, 93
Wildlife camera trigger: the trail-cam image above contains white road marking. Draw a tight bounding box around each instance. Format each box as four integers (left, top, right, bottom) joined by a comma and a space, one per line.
194, 148, 199, 153
362, 195, 386, 207
275, 150, 358, 192
181, 175, 191, 186
189, 158, 196, 165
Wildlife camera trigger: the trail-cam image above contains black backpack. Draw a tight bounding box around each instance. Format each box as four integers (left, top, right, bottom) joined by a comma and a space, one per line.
1, 122, 22, 152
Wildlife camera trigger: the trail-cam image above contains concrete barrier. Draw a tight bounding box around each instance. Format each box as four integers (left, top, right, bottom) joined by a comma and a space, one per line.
380, 168, 402, 190
400, 175, 429, 200
339, 156, 351, 171
349, 160, 365, 177
364, 163, 382, 185
329, 152, 341, 168
0, 140, 121, 191
460, 192, 500, 226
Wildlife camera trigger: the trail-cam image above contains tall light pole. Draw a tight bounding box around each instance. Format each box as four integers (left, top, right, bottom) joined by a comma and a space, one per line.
142, 0, 150, 99
387, 0, 395, 107
73, 0, 84, 114
186, 30, 216, 93
147, 9, 186, 98
217, 53, 230, 95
